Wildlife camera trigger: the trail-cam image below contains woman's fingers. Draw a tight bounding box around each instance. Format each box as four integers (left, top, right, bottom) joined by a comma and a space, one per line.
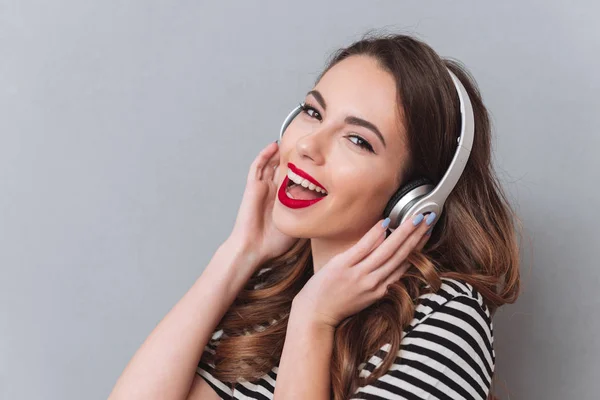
368, 214, 434, 286
341, 219, 389, 266
262, 146, 280, 182
415, 225, 432, 250
259, 143, 280, 181
378, 262, 411, 298
358, 213, 429, 274
248, 142, 279, 181
272, 163, 280, 185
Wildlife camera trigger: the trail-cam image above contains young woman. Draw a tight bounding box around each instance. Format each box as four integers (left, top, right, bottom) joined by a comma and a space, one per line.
109, 32, 521, 400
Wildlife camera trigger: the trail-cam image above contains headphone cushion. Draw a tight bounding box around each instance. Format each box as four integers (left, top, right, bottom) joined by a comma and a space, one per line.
383, 177, 433, 218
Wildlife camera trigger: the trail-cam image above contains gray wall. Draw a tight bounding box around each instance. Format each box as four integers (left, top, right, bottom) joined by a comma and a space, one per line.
1, 1, 598, 399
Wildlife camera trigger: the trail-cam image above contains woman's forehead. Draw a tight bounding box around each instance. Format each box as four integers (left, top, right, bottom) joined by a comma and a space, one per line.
312, 55, 405, 149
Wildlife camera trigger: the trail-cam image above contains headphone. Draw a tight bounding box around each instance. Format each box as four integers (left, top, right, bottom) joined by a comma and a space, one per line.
278, 68, 474, 233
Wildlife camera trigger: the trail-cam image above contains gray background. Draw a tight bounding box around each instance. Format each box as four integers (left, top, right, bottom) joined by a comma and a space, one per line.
1, 1, 598, 399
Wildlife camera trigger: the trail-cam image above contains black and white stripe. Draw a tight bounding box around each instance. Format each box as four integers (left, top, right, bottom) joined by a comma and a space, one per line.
196, 278, 495, 400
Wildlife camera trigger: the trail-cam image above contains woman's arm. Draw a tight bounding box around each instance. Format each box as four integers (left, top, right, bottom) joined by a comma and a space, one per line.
273, 303, 335, 400
108, 239, 260, 400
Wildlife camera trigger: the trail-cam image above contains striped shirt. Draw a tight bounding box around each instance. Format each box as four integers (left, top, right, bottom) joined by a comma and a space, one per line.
196, 277, 495, 399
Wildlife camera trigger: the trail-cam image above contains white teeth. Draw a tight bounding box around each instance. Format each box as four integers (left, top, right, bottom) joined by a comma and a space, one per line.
287, 169, 328, 194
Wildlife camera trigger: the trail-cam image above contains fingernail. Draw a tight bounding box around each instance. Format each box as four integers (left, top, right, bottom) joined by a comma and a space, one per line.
382, 217, 391, 229
275, 139, 279, 145
425, 212, 436, 226
425, 226, 433, 236
412, 213, 424, 226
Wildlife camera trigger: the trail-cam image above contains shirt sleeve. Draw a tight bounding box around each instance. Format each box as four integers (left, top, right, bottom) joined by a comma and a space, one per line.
350, 295, 495, 400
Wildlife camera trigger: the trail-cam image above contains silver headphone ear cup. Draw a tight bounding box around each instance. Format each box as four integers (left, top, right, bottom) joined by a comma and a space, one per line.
383, 177, 434, 230
279, 105, 303, 140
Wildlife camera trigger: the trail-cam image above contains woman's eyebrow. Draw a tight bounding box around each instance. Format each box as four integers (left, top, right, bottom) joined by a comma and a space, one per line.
306, 89, 387, 148
307, 90, 327, 110
345, 116, 386, 148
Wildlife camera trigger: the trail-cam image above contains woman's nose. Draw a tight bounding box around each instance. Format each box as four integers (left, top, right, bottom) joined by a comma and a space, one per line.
295, 134, 326, 164
295, 125, 335, 164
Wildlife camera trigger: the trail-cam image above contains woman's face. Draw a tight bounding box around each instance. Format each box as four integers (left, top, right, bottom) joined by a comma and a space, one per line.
273, 55, 409, 240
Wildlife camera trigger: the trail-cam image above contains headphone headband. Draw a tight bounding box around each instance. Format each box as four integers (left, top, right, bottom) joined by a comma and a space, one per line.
279, 67, 475, 232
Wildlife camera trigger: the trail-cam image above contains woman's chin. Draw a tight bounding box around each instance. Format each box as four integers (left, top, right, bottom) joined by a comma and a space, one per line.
272, 206, 314, 239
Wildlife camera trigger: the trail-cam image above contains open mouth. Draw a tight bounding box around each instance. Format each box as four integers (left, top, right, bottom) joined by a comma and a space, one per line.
285, 169, 328, 200
277, 163, 328, 209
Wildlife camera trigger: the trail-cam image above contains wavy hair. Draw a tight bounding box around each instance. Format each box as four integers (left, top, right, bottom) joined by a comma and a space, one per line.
201, 31, 522, 400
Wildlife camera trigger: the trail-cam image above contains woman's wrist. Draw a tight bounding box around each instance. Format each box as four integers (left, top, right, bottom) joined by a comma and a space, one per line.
202, 238, 262, 293
221, 236, 262, 268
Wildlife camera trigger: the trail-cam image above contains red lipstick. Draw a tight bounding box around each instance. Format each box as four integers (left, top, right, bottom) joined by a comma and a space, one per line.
278, 175, 326, 209
287, 162, 327, 190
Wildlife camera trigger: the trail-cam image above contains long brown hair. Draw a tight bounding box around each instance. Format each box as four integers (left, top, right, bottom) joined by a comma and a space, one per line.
202, 31, 522, 400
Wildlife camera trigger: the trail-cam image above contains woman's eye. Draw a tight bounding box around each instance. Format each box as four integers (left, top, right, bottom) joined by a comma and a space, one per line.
348, 135, 375, 153
300, 103, 374, 154
301, 104, 322, 121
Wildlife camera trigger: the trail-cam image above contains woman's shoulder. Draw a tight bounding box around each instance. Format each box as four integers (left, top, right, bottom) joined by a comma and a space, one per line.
355, 277, 496, 399
408, 276, 493, 334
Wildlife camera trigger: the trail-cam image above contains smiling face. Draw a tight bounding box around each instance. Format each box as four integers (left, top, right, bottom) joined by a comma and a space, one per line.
273, 55, 410, 240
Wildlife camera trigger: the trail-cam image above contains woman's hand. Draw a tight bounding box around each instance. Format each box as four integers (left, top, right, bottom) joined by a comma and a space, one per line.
227, 141, 298, 268
291, 213, 435, 328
